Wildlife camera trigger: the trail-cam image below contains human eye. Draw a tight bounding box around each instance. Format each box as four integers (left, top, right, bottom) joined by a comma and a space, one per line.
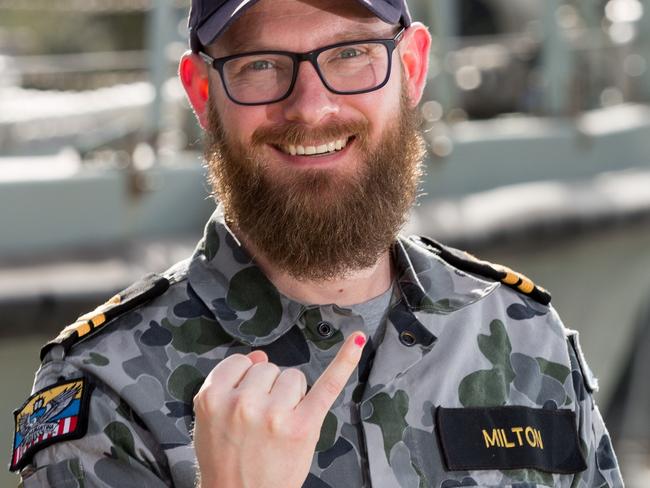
338, 47, 364, 59
226, 54, 280, 75
242, 58, 275, 72
325, 44, 380, 65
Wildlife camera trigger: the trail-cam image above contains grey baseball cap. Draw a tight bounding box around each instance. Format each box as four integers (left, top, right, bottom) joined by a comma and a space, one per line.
189, 0, 412, 52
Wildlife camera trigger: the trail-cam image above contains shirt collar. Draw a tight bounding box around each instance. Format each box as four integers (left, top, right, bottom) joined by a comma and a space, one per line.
188, 207, 498, 346
393, 236, 499, 313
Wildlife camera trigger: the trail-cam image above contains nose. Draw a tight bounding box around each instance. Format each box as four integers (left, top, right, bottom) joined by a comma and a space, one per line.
281, 60, 340, 125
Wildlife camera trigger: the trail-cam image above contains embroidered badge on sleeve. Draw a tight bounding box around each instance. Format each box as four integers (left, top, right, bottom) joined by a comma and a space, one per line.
10, 378, 92, 472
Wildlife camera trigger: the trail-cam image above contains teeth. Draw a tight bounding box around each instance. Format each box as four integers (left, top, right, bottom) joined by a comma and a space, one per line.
281, 138, 349, 156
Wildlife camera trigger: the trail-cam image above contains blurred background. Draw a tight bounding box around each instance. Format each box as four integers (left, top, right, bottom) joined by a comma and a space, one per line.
1, 0, 649, 485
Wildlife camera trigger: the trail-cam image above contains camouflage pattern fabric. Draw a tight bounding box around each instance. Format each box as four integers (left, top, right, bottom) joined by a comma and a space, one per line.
15, 207, 624, 487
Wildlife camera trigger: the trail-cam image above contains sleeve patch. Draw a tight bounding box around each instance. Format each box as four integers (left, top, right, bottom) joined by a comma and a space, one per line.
10, 378, 92, 472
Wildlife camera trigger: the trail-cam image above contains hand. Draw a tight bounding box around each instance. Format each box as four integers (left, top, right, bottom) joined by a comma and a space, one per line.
192, 332, 367, 488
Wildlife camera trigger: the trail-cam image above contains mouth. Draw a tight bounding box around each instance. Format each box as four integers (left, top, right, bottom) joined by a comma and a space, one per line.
273, 136, 354, 157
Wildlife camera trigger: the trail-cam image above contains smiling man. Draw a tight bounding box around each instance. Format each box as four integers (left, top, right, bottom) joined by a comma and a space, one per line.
11, 1, 624, 487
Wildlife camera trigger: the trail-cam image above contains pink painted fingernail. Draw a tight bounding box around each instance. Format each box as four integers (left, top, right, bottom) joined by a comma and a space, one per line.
354, 335, 366, 348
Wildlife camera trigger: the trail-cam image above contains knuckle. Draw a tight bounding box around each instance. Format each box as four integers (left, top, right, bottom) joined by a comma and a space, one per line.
192, 390, 204, 411
286, 367, 306, 380
246, 362, 278, 379
208, 353, 253, 380
282, 367, 306, 384
260, 362, 280, 375
264, 408, 289, 435
192, 388, 205, 406
228, 353, 253, 368
193, 389, 218, 417
229, 392, 259, 422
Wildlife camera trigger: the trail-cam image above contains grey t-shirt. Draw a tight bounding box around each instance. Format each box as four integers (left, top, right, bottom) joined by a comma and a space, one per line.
349, 283, 394, 345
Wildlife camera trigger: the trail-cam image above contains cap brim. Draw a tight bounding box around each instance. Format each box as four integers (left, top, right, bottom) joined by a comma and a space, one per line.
196, 0, 410, 50
360, 1, 407, 26
197, 0, 261, 48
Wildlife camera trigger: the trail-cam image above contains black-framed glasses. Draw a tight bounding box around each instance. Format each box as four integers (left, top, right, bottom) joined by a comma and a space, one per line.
199, 28, 405, 106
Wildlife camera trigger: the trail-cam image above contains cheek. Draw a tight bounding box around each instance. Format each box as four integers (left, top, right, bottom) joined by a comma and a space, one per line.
211, 96, 266, 145
208, 77, 246, 137
353, 89, 400, 140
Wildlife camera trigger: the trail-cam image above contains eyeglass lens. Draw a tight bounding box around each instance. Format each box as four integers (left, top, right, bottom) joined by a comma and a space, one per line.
222, 42, 390, 104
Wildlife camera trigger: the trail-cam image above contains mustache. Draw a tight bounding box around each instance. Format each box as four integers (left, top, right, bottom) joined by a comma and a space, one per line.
251, 119, 369, 146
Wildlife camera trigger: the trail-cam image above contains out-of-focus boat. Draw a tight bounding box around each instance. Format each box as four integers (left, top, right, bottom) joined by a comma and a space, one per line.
1, 0, 649, 485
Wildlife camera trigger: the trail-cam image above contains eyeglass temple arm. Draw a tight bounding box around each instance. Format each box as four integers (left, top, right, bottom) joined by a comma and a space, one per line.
198, 51, 215, 65
395, 26, 406, 43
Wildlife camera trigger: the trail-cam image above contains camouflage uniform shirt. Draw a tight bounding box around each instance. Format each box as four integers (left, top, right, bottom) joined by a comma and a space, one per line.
14, 207, 624, 487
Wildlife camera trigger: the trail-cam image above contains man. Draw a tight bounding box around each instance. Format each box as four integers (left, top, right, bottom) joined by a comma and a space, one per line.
10, 0, 624, 486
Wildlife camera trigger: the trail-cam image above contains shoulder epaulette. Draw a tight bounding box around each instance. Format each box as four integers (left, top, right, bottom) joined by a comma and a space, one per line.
411, 235, 551, 306
41, 273, 170, 361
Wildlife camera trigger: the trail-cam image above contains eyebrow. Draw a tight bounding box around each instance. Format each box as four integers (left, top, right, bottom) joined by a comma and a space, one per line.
223, 27, 396, 55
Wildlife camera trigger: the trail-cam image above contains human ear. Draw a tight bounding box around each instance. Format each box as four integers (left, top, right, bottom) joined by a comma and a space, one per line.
179, 52, 211, 129
398, 23, 432, 107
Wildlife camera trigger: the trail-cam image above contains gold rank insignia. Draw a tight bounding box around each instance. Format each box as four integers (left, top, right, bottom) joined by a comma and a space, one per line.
51, 294, 122, 348
40, 273, 170, 361
410, 235, 551, 305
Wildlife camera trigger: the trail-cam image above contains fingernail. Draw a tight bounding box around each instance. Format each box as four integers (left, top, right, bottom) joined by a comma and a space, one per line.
354, 334, 366, 348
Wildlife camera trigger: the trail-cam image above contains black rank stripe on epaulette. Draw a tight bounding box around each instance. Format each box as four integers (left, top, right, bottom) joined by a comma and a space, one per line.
412, 235, 552, 306
40, 273, 170, 361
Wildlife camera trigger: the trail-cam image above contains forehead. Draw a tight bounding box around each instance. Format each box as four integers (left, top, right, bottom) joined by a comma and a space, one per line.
213, 0, 389, 54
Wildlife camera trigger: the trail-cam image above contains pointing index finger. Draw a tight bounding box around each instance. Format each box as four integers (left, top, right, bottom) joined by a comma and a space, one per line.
298, 332, 366, 422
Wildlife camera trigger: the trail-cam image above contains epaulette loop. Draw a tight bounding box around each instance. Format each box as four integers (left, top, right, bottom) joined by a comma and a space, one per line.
411, 235, 551, 306
40, 273, 170, 361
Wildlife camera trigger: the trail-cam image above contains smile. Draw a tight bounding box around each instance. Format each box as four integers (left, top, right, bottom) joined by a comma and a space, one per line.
278, 137, 351, 156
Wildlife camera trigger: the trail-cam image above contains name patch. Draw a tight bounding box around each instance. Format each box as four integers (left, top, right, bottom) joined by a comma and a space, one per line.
436, 406, 587, 473
10, 378, 92, 472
